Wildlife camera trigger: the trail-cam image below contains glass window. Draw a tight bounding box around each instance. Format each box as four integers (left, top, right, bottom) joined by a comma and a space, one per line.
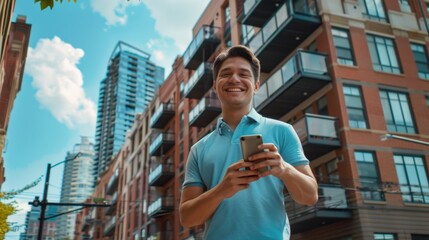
367, 34, 401, 74
399, 0, 411, 12
355, 151, 384, 201
411, 43, 429, 80
359, 0, 387, 22
374, 233, 397, 240
426, 96, 429, 107
332, 28, 355, 66
327, 158, 340, 184
343, 85, 368, 129
241, 24, 255, 45
379, 90, 415, 133
394, 154, 429, 204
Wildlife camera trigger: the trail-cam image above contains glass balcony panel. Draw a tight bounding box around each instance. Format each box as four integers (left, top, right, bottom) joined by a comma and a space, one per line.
262, 17, 277, 42
254, 83, 268, 107
248, 33, 263, 53
267, 70, 283, 96
293, 0, 318, 15
300, 52, 327, 74
243, 0, 257, 15
306, 116, 338, 139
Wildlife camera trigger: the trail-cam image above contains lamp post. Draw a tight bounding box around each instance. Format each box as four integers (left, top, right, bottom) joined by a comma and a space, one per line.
380, 133, 429, 146
36, 152, 81, 240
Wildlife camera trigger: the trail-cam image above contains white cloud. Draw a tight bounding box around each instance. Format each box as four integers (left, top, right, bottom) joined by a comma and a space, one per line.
90, 0, 143, 26
142, 0, 210, 51
25, 37, 96, 135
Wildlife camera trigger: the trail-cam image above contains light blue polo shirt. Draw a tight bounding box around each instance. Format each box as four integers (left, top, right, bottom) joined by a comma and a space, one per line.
183, 109, 309, 240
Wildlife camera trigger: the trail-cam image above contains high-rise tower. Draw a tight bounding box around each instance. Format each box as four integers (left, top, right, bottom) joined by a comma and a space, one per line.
56, 136, 95, 239
94, 41, 164, 177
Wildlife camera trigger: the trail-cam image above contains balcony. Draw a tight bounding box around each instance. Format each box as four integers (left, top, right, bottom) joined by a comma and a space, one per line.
105, 192, 118, 216
286, 184, 352, 234
149, 163, 175, 187
292, 114, 341, 160
149, 132, 175, 156
150, 103, 175, 129
106, 168, 119, 195
184, 62, 213, 99
148, 196, 174, 218
103, 216, 116, 236
81, 217, 94, 231
189, 91, 221, 127
183, 25, 221, 70
241, 0, 285, 27
246, 0, 321, 72
147, 231, 174, 240
254, 51, 330, 118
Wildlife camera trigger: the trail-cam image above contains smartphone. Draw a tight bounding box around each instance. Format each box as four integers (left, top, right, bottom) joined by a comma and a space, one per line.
240, 134, 264, 161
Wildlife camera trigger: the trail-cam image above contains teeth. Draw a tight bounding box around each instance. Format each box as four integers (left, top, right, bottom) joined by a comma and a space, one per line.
225, 88, 243, 92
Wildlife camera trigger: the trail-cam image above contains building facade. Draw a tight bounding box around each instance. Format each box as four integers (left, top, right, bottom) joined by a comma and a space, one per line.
78, 0, 429, 239
20, 205, 59, 240
0, 15, 30, 189
56, 137, 95, 239
94, 41, 165, 178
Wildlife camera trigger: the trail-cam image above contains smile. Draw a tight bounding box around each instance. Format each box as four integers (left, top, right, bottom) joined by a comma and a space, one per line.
225, 88, 244, 92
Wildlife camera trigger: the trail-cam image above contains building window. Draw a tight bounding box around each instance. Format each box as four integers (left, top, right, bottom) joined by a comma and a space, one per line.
411, 43, 429, 80
332, 28, 355, 66
374, 233, 397, 240
399, 0, 411, 12
412, 234, 429, 240
355, 151, 384, 201
426, 96, 429, 107
343, 85, 368, 129
359, 0, 387, 22
327, 158, 340, 184
317, 96, 328, 115
241, 24, 255, 45
394, 154, 429, 204
379, 90, 415, 133
367, 34, 401, 74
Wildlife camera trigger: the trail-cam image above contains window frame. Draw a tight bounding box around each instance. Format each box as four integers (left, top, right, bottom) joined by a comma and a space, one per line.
411, 42, 429, 80
379, 89, 416, 134
394, 154, 429, 204
343, 85, 368, 129
332, 28, 355, 66
359, 0, 388, 22
355, 151, 385, 201
367, 34, 401, 74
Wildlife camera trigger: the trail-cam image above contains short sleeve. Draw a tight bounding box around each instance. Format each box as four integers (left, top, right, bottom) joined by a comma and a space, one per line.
279, 124, 309, 166
183, 145, 206, 189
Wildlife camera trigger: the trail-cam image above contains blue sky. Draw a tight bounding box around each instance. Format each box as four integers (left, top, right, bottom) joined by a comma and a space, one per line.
4, 0, 209, 237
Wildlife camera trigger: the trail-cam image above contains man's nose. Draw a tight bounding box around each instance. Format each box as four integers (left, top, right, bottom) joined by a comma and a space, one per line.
229, 73, 240, 82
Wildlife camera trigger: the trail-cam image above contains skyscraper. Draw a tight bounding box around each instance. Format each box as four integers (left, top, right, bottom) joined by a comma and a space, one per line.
56, 137, 95, 239
94, 41, 164, 177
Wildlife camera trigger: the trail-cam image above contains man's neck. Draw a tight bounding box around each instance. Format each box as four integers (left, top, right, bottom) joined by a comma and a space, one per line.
221, 106, 252, 131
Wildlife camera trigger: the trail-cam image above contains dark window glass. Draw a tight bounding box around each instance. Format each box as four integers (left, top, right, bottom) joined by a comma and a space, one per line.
411, 43, 429, 80
343, 85, 368, 128
394, 154, 429, 204
379, 90, 415, 133
332, 28, 355, 66
359, 0, 387, 22
367, 34, 401, 74
355, 151, 384, 201
374, 233, 397, 240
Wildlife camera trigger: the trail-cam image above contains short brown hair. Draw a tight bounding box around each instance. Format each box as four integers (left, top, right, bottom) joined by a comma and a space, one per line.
213, 45, 260, 83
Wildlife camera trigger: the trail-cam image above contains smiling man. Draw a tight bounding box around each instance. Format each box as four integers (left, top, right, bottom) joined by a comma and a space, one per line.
179, 45, 318, 240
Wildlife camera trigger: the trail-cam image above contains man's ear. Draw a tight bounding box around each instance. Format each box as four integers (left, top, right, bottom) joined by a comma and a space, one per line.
254, 81, 260, 93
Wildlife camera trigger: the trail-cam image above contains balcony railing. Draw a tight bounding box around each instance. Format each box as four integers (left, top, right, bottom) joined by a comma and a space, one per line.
286, 184, 352, 234
149, 132, 175, 156
150, 103, 175, 129
241, 0, 284, 27
184, 62, 213, 99
103, 216, 116, 236
183, 25, 221, 70
106, 168, 119, 195
148, 163, 175, 187
246, 0, 320, 72
105, 192, 118, 216
254, 51, 330, 118
148, 196, 174, 218
189, 91, 221, 127
292, 114, 341, 160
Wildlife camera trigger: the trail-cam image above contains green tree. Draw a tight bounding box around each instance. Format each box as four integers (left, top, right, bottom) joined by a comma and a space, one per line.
35, 0, 77, 10
0, 177, 42, 238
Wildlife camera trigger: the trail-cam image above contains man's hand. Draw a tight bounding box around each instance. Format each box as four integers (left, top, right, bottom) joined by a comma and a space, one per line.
215, 160, 260, 199
247, 143, 289, 178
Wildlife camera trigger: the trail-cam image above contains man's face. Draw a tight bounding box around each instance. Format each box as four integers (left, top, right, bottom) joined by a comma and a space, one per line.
213, 57, 259, 109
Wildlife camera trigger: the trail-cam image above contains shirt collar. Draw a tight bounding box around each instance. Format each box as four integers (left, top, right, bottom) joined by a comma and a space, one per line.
216, 108, 262, 135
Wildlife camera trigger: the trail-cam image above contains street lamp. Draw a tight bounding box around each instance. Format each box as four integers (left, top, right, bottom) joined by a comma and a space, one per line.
36, 152, 81, 240
380, 133, 429, 146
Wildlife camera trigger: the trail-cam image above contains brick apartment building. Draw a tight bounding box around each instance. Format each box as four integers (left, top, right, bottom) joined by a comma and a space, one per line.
75, 0, 429, 239
0, 14, 31, 189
